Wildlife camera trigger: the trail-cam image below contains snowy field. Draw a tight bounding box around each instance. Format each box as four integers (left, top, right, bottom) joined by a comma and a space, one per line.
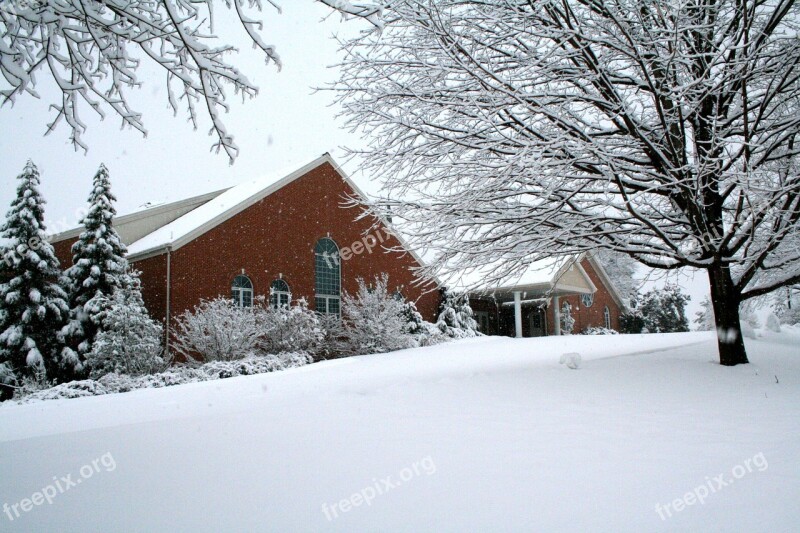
1, 331, 798, 532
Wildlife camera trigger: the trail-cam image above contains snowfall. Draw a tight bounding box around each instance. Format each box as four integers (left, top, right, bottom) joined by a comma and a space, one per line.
1, 331, 798, 532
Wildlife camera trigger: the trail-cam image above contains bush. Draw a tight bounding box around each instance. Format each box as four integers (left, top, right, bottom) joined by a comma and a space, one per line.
582, 327, 619, 335
618, 312, 645, 334
340, 274, 416, 355
173, 297, 261, 361
258, 298, 323, 355
4, 353, 311, 405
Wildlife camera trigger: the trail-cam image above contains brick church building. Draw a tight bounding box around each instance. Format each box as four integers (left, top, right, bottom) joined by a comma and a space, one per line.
50, 153, 626, 343
51, 154, 440, 343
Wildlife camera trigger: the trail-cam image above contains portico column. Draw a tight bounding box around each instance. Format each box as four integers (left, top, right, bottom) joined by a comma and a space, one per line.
553, 295, 561, 336
513, 291, 523, 338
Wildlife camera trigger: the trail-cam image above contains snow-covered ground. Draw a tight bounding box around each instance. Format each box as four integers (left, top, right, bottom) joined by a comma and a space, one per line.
1, 331, 798, 532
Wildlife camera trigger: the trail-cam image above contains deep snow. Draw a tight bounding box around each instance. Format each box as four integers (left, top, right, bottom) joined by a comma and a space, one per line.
1, 331, 798, 532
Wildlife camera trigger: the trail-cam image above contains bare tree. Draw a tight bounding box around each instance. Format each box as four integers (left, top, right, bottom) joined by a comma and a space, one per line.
333, 0, 800, 365
0, 0, 381, 162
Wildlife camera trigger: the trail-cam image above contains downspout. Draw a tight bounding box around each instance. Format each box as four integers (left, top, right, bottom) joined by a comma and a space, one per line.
165, 245, 172, 355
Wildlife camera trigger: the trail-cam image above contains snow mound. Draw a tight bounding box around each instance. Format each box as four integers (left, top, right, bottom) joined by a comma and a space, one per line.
559, 352, 581, 369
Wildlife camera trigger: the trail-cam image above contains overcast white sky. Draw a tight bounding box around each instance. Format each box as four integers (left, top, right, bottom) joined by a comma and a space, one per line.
0, 1, 713, 324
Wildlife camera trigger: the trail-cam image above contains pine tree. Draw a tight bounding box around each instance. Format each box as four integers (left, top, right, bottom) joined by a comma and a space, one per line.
437, 288, 479, 338
86, 271, 166, 378
62, 164, 129, 375
0, 161, 69, 391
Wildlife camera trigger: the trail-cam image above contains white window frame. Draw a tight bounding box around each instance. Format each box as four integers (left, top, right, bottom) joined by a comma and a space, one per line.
315, 238, 341, 316
232, 275, 253, 308
581, 292, 594, 308
604, 305, 611, 329
270, 279, 291, 309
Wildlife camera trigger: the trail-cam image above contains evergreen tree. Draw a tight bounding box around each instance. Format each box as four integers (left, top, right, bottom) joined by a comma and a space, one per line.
639, 284, 691, 333
437, 288, 479, 338
694, 297, 715, 332
0, 161, 69, 391
86, 271, 166, 378
62, 164, 128, 375
401, 300, 425, 335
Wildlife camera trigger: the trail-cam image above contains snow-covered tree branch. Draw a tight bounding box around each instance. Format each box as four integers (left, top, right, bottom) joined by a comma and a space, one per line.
0, 0, 382, 162
333, 0, 800, 365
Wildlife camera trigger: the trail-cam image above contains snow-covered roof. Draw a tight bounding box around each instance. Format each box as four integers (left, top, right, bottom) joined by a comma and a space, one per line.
444, 257, 570, 292
126, 154, 345, 259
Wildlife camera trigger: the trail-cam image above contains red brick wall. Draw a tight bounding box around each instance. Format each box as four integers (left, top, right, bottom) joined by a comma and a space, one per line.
54, 162, 439, 328
548, 258, 622, 334
164, 162, 439, 323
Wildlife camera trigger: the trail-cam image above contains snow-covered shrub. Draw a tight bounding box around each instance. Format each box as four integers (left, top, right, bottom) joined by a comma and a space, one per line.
257, 298, 323, 355
618, 310, 645, 334
559, 301, 575, 335
436, 288, 479, 338
6, 353, 311, 405
582, 327, 618, 335
340, 274, 416, 355
86, 273, 168, 378
173, 297, 261, 361
766, 313, 782, 333
315, 313, 348, 360
741, 322, 757, 339
0, 362, 16, 401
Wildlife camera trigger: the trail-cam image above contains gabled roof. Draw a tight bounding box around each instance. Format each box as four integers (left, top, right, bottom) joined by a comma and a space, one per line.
453, 252, 628, 311
125, 154, 427, 270
49, 188, 228, 246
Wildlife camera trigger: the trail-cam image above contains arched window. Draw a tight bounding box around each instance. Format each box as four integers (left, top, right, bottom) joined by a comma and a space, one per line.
315, 238, 340, 315
603, 305, 611, 329
231, 275, 253, 308
270, 279, 291, 309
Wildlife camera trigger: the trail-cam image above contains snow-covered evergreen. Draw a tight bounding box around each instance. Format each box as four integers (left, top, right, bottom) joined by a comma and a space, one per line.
341, 274, 416, 355
86, 271, 167, 379
639, 284, 691, 333
0, 161, 69, 392
401, 300, 425, 335
694, 297, 716, 331
62, 164, 129, 375
436, 288, 479, 338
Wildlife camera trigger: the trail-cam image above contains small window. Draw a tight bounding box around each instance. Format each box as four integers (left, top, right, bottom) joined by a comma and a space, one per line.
270, 279, 291, 309
604, 306, 611, 329
232, 275, 253, 308
581, 293, 594, 308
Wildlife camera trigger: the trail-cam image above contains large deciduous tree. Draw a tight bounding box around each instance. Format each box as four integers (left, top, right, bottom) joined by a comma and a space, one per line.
0, 0, 382, 162
334, 0, 800, 365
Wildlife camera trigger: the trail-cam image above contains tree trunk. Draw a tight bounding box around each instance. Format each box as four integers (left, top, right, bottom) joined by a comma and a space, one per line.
708, 265, 749, 366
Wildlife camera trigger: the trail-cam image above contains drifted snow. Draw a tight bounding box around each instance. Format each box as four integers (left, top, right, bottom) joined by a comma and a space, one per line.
1, 331, 798, 532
